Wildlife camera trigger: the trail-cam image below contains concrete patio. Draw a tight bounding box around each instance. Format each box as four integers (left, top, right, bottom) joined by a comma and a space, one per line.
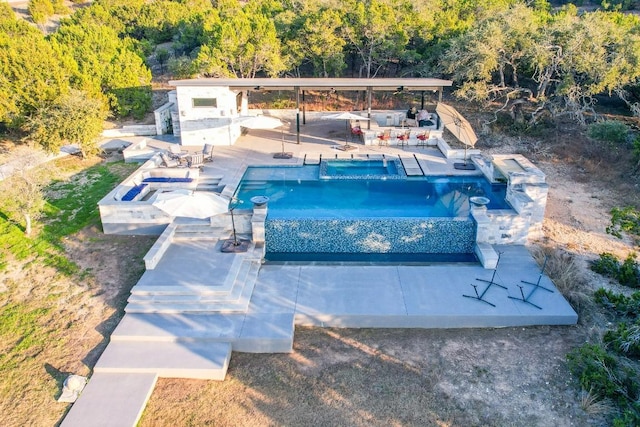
62, 113, 577, 427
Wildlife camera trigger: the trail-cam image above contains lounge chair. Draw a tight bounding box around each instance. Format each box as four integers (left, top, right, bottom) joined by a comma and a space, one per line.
202, 143, 214, 162
160, 153, 179, 168
168, 144, 187, 159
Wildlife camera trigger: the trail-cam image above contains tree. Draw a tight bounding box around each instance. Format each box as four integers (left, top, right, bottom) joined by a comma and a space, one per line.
51, 22, 152, 119
0, 18, 72, 129
441, 4, 640, 125
340, 0, 410, 78
26, 90, 107, 159
194, 0, 285, 78
156, 47, 170, 74
0, 147, 52, 236
441, 4, 543, 123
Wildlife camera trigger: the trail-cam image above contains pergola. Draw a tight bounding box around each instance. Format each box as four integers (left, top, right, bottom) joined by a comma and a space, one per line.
169, 78, 453, 143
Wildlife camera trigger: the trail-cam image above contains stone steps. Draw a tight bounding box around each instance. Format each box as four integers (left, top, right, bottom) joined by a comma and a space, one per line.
94, 341, 232, 380
129, 256, 250, 300
171, 219, 229, 240
111, 312, 295, 353
125, 259, 261, 313
197, 175, 224, 192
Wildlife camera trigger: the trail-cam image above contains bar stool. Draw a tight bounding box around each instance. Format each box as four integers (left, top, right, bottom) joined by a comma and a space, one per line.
377, 129, 391, 146
397, 130, 410, 149
416, 131, 429, 148
390, 131, 398, 146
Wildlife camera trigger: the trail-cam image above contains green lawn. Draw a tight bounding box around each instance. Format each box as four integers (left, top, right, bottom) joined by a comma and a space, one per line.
0, 158, 141, 426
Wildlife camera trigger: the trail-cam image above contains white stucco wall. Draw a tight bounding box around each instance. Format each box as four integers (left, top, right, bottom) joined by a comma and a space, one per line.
174, 86, 244, 147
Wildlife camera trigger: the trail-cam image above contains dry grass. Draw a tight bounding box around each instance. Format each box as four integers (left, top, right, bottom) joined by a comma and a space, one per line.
579, 387, 615, 416
0, 156, 156, 426
531, 245, 592, 310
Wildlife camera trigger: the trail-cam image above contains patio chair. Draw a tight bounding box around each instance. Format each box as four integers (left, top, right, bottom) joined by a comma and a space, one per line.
202, 143, 214, 162
188, 152, 204, 168
160, 152, 179, 168
416, 131, 429, 148
377, 129, 391, 146
397, 130, 410, 149
168, 144, 187, 159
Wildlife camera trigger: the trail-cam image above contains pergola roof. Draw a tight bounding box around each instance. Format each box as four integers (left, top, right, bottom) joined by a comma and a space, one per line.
168, 77, 452, 92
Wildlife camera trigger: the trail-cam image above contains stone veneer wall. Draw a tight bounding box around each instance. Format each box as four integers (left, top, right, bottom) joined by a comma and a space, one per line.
265, 217, 476, 255
471, 154, 548, 245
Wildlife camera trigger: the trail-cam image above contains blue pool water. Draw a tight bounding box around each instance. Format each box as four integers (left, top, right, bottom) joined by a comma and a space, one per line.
235, 166, 509, 219
235, 165, 511, 262
326, 160, 397, 176
319, 159, 405, 179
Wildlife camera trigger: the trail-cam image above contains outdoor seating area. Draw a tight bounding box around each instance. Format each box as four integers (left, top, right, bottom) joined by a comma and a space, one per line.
356, 110, 444, 147
100, 154, 207, 234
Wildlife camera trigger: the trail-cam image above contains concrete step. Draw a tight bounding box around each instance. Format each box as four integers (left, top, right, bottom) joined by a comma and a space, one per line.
125, 260, 261, 313
131, 253, 245, 296
129, 258, 253, 303
198, 175, 223, 184
111, 312, 295, 353
94, 341, 231, 380
196, 184, 225, 192
60, 373, 157, 427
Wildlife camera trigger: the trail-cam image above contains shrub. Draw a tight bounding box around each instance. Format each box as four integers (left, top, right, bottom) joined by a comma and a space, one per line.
567, 344, 625, 402
591, 253, 621, 277
605, 321, 640, 357
608, 207, 640, 240
587, 120, 629, 145
591, 253, 640, 288
567, 344, 640, 411
619, 255, 640, 288
28, 0, 54, 24
594, 288, 640, 318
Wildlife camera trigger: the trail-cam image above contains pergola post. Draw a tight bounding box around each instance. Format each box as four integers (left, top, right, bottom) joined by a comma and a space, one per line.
295, 86, 300, 144
302, 90, 306, 125
367, 86, 372, 130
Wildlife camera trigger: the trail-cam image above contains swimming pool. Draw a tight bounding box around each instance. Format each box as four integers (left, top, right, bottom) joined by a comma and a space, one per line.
235, 165, 511, 262
235, 166, 510, 219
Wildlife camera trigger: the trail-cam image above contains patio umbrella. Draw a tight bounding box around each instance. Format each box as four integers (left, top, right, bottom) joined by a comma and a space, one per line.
321, 112, 370, 151
235, 115, 292, 159
152, 190, 229, 219
436, 103, 477, 170
235, 115, 284, 130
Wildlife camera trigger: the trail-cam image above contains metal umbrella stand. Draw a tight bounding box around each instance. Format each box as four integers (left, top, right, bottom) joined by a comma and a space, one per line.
235, 115, 292, 159
220, 199, 250, 253
321, 112, 370, 151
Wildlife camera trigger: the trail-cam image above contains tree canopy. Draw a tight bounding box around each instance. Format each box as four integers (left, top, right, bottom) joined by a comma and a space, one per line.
3, 0, 640, 150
